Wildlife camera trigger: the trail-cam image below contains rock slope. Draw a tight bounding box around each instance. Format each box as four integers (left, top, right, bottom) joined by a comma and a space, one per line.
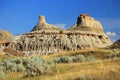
111, 39, 120, 49
11, 14, 112, 55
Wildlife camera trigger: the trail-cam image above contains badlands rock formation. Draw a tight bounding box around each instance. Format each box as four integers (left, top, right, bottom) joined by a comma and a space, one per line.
32, 16, 62, 31
0, 30, 14, 42
11, 14, 112, 55
69, 14, 103, 32
0, 30, 14, 55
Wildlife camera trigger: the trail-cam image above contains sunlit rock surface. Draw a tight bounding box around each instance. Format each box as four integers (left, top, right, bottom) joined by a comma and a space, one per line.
11, 14, 112, 55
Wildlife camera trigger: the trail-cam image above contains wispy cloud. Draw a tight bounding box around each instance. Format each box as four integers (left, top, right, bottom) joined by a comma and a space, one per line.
54, 23, 66, 29
106, 31, 120, 42
106, 31, 116, 36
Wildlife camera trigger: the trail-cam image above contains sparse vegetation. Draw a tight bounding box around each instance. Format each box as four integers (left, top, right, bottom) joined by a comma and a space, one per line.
0, 56, 56, 78
54, 56, 73, 63
45, 49, 113, 60
106, 52, 120, 59
72, 54, 85, 62
0, 49, 120, 80
86, 56, 95, 62
53, 54, 95, 63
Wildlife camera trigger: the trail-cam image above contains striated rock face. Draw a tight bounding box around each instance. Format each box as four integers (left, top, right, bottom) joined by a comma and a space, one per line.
11, 14, 112, 55
0, 30, 14, 42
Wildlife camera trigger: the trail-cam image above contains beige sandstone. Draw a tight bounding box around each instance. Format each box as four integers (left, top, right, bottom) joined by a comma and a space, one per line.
11, 14, 112, 55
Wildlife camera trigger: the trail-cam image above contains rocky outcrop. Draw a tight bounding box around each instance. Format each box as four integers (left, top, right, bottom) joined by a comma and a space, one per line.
11, 14, 112, 55
0, 30, 14, 42
69, 14, 104, 33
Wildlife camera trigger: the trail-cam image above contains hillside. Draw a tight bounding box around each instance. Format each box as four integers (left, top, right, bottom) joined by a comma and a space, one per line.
0, 49, 120, 80
111, 39, 120, 49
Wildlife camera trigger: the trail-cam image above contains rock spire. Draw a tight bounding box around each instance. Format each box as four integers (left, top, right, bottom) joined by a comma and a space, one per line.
39, 15, 46, 24
31, 15, 62, 31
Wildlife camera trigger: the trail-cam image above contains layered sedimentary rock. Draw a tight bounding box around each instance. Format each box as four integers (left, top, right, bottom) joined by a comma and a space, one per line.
11, 14, 112, 55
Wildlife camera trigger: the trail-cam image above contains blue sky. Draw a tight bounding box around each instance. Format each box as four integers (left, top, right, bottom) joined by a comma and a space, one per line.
0, 0, 120, 41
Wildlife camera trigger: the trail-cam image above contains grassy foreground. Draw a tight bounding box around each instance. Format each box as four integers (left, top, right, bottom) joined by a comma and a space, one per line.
0, 49, 120, 80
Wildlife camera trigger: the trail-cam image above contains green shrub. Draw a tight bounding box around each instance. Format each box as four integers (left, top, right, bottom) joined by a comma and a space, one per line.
60, 56, 73, 63
53, 57, 61, 63
6, 63, 17, 72
0, 71, 6, 78
0, 56, 56, 78
72, 55, 85, 62
54, 55, 96, 63
17, 63, 26, 72
106, 53, 120, 59
54, 56, 73, 63
86, 56, 95, 62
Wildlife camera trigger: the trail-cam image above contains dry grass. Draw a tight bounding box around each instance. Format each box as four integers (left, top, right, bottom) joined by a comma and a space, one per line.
0, 59, 119, 80
0, 49, 120, 80
42, 49, 113, 60
40, 59, 120, 80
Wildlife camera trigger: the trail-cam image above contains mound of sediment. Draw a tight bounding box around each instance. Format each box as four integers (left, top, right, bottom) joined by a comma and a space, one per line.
0, 30, 14, 42
4, 48, 23, 56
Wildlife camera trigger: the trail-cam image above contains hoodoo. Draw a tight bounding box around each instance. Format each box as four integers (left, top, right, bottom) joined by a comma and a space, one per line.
31, 15, 62, 31
10, 14, 112, 55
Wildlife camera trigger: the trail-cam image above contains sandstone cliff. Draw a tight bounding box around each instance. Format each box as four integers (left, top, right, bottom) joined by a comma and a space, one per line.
11, 14, 112, 55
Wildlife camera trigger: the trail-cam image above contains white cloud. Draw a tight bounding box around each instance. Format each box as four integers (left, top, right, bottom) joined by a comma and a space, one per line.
106, 31, 120, 42
54, 23, 66, 29
106, 31, 116, 36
